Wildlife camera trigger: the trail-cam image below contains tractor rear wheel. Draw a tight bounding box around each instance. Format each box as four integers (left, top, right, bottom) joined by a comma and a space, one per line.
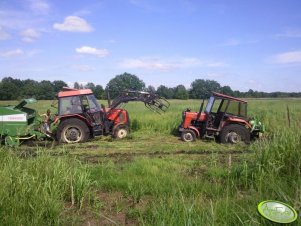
113, 125, 129, 139
57, 118, 90, 143
220, 124, 250, 144
181, 129, 196, 142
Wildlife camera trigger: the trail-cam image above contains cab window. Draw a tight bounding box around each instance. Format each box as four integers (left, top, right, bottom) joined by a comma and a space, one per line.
59, 96, 83, 115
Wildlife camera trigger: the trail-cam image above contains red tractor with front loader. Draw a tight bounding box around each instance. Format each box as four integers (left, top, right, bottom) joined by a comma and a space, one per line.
179, 92, 264, 144
52, 88, 169, 143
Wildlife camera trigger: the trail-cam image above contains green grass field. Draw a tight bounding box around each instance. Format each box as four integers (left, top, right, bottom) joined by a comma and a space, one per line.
0, 98, 301, 225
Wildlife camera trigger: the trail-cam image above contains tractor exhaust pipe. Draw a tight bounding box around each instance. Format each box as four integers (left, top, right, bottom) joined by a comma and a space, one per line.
107, 87, 111, 107
199, 99, 204, 113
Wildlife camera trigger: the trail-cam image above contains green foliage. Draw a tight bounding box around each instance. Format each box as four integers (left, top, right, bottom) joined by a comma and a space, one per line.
221, 85, 234, 96
156, 85, 174, 99
190, 79, 221, 99
106, 72, 145, 98
0, 77, 67, 100
1, 76, 301, 101
174, 84, 189, 99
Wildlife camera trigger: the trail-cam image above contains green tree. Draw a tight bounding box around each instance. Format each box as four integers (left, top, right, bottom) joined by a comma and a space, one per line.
22, 79, 39, 98
0, 77, 21, 100
174, 85, 189, 99
189, 79, 221, 99
74, 82, 80, 89
53, 80, 67, 93
146, 85, 156, 93
106, 72, 145, 98
36, 80, 55, 100
220, 85, 234, 96
156, 85, 174, 99
85, 82, 96, 92
94, 85, 104, 99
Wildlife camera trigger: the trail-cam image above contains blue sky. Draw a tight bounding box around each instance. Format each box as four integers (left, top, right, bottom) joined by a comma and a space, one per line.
0, 0, 301, 92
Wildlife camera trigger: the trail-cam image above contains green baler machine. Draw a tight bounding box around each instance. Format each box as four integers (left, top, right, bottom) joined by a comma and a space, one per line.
0, 98, 48, 146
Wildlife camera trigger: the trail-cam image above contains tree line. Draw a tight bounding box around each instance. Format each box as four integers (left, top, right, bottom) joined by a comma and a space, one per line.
0, 73, 300, 100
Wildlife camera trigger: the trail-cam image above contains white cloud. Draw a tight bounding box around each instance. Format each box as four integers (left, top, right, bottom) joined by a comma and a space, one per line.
0, 49, 24, 57
119, 57, 227, 71
21, 28, 41, 42
73, 64, 96, 72
28, 0, 50, 14
223, 39, 241, 46
121, 58, 175, 70
27, 49, 41, 57
0, 27, 11, 40
271, 50, 301, 64
276, 28, 301, 38
75, 46, 109, 57
53, 16, 93, 32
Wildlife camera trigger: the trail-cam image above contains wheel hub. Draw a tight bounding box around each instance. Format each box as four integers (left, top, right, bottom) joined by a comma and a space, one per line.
227, 132, 241, 143
184, 133, 193, 141
117, 129, 127, 139
65, 127, 81, 142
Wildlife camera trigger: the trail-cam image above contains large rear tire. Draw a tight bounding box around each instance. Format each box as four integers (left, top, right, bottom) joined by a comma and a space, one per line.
220, 124, 250, 144
181, 129, 196, 142
57, 118, 90, 143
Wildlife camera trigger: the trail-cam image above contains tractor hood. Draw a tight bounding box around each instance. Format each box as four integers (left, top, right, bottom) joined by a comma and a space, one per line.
14, 98, 37, 109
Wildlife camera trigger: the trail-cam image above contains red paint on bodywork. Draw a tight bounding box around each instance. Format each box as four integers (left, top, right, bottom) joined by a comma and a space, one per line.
58, 89, 93, 98
106, 108, 128, 125
221, 116, 252, 129
212, 92, 247, 103
182, 112, 207, 128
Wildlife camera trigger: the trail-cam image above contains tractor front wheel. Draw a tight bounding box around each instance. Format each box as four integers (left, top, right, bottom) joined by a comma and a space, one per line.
220, 124, 250, 144
181, 129, 196, 142
113, 125, 129, 139
57, 119, 90, 143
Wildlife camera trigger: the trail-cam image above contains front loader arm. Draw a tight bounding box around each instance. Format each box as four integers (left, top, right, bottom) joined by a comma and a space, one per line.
109, 90, 170, 114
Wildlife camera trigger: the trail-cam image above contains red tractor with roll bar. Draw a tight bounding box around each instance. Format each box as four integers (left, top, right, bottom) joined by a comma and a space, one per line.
179, 92, 264, 144
52, 88, 169, 143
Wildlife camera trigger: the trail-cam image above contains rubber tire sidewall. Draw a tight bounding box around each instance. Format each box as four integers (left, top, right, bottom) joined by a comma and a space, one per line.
220, 124, 250, 144
57, 118, 90, 143
113, 125, 129, 139
181, 129, 196, 142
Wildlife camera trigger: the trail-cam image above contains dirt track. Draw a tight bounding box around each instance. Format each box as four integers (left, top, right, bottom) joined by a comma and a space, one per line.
75, 149, 253, 164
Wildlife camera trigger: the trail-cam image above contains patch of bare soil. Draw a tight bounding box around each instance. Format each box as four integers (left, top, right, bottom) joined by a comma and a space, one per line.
77, 149, 252, 164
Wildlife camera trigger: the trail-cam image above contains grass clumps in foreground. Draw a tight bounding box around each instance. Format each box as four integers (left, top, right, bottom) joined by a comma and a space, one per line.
252, 127, 301, 208
88, 127, 301, 225
0, 149, 93, 226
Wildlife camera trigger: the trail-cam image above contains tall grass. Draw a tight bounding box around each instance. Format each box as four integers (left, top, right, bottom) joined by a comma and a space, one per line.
0, 149, 92, 226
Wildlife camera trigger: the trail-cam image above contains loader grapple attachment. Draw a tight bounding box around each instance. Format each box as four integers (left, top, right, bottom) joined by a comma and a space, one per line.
109, 90, 170, 114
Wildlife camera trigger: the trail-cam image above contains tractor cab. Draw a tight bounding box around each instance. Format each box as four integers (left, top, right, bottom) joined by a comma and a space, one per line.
204, 92, 248, 131
56, 88, 104, 124
179, 92, 264, 144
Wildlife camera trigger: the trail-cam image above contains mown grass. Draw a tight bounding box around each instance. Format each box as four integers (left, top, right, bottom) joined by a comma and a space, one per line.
0, 98, 301, 225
